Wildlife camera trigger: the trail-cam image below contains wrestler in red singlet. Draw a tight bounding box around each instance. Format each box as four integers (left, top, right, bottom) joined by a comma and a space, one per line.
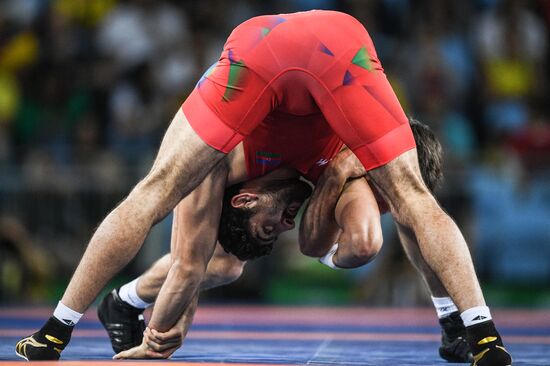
243, 111, 343, 182
183, 10, 415, 172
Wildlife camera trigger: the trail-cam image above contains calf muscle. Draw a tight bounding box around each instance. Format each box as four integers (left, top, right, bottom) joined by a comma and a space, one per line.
367, 149, 484, 311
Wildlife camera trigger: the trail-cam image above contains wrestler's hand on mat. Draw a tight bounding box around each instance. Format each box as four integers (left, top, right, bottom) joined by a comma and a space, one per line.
112, 327, 181, 359
112, 340, 154, 359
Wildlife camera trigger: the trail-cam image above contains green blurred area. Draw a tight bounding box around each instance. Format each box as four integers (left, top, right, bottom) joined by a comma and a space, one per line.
482, 282, 550, 308
6, 259, 550, 309
267, 277, 550, 308
266, 262, 356, 305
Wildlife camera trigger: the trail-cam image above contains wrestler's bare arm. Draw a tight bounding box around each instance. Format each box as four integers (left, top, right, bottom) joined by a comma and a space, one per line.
367, 149, 484, 311
299, 149, 362, 256
299, 149, 382, 267
331, 178, 383, 267
120, 247, 245, 358
136, 247, 245, 304
134, 294, 199, 359
115, 192, 245, 359
60, 110, 225, 314
299, 168, 344, 257
147, 161, 229, 332
114, 234, 245, 360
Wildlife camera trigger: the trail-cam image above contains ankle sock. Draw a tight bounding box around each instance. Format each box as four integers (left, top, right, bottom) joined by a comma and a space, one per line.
53, 302, 83, 326
461, 305, 492, 327
118, 277, 153, 309
431, 296, 459, 319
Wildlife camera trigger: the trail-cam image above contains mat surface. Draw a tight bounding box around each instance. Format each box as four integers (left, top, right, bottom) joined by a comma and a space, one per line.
1, 306, 549, 365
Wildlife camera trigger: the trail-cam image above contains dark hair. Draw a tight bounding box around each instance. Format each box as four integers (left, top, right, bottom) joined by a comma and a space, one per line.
409, 117, 444, 192
217, 183, 274, 261
217, 179, 312, 261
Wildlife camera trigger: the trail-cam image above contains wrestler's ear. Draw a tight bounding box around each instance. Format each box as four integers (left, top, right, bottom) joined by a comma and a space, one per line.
231, 193, 259, 209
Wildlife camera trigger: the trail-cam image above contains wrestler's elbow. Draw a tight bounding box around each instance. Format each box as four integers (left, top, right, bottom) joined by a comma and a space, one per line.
341, 222, 383, 264
215, 254, 244, 281
220, 259, 245, 285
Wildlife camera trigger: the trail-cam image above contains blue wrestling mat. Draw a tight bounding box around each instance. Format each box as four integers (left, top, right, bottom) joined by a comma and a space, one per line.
1, 306, 549, 365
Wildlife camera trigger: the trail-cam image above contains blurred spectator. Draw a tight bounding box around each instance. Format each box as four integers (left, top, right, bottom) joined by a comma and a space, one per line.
96, 0, 193, 77
106, 62, 163, 163
96, 0, 197, 164
72, 111, 127, 189
54, 0, 116, 28
507, 110, 550, 173
0, 216, 52, 303
474, 0, 547, 136
470, 137, 550, 283
404, 1, 477, 163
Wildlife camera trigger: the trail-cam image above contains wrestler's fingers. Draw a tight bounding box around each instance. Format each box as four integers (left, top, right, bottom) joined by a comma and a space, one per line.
146, 327, 183, 345
146, 345, 179, 359
145, 337, 180, 352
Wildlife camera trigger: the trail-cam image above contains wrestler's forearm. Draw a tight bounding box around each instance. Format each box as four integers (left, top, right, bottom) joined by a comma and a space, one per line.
146, 249, 242, 331
299, 167, 345, 256
147, 262, 204, 332
300, 148, 369, 257
147, 162, 228, 332
136, 255, 172, 303
136, 250, 245, 303
176, 293, 199, 340
141, 292, 199, 358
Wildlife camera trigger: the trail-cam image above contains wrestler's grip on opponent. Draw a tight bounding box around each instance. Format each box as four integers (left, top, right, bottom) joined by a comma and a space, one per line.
300, 147, 383, 269
112, 246, 247, 359
113, 244, 245, 360
113, 295, 199, 359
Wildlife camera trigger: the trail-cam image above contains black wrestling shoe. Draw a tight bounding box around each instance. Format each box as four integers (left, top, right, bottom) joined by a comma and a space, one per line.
15, 316, 72, 360
439, 311, 473, 363
467, 321, 512, 366
97, 289, 146, 353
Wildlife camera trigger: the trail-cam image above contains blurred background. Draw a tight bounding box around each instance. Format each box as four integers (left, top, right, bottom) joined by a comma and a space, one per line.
0, 0, 549, 308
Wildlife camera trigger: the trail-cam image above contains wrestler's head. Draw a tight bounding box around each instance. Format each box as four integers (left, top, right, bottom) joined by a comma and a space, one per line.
218, 178, 312, 261
371, 117, 444, 213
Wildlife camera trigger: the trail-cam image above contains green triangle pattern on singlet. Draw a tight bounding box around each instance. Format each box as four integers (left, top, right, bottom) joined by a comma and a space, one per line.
261, 27, 271, 37
352, 46, 372, 71
223, 50, 247, 102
